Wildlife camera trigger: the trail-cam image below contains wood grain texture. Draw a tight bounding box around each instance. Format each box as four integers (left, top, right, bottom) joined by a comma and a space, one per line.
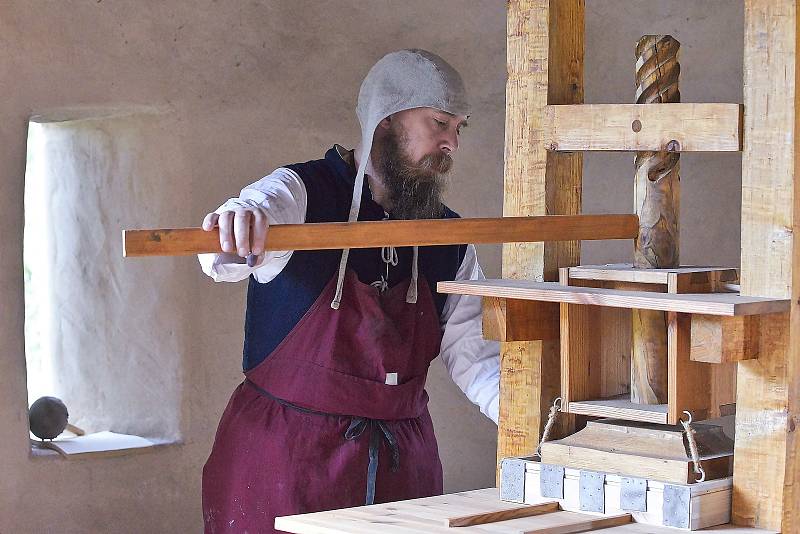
540, 419, 732, 484
498, 0, 584, 477
668, 312, 712, 424
569, 264, 737, 286
544, 103, 742, 152
482, 297, 559, 342
519, 514, 631, 534
691, 315, 761, 363
123, 215, 636, 257
567, 397, 667, 424
446, 501, 559, 527
273, 488, 775, 534
437, 280, 790, 317
735, 1, 800, 530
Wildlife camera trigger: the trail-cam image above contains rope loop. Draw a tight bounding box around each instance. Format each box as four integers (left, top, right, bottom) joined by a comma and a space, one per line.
533, 397, 562, 459
680, 410, 706, 483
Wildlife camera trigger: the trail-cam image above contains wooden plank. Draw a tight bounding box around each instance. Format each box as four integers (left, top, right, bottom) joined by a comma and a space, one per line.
122, 214, 637, 257
438, 280, 790, 317
569, 264, 738, 286
482, 298, 559, 342
559, 268, 601, 406
668, 312, 712, 424
735, 1, 800, 530
691, 315, 761, 363
544, 103, 742, 152
519, 514, 631, 534
499, 0, 584, 479
446, 501, 558, 527
539, 420, 732, 484
566, 397, 667, 424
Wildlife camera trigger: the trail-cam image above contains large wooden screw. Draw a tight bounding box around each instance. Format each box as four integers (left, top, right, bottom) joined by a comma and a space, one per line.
631, 35, 680, 405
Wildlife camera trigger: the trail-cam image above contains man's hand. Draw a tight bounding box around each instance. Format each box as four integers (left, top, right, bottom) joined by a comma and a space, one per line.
202, 207, 269, 266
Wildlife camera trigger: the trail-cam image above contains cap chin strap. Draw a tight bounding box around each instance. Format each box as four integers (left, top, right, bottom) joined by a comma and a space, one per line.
330, 128, 420, 309
331, 126, 373, 309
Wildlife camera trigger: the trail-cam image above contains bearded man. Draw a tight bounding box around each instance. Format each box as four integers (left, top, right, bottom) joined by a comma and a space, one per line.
198, 49, 500, 534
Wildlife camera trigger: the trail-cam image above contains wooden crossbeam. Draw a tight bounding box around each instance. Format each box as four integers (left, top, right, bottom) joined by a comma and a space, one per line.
544, 103, 743, 152
122, 215, 637, 257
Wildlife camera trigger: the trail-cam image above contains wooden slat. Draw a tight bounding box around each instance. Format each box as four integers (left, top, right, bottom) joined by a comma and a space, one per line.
437, 280, 790, 317
519, 514, 631, 534
499, 0, 584, 480
668, 312, 712, 424
559, 268, 601, 406
122, 214, 636, 257
567, 397, 667, 424
446, 501, 558, 527
735, 1, 800, 531
544, 103, 742, 152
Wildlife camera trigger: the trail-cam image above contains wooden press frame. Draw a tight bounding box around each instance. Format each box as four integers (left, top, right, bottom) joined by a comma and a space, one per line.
498, 2, 800, 531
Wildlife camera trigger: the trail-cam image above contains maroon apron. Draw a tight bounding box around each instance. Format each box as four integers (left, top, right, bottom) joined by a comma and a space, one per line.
202, 269, 444, 533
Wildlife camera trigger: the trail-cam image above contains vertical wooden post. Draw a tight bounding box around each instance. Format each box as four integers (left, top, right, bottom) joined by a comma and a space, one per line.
734, 1, 800, 530
631, 35, 680, 405
500, 0, 583, 470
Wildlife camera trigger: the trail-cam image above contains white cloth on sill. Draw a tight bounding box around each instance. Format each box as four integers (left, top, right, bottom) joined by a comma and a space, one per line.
198, 169, 500, 424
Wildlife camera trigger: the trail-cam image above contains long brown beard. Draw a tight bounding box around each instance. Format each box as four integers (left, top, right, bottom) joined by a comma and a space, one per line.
374, 126, 452, 220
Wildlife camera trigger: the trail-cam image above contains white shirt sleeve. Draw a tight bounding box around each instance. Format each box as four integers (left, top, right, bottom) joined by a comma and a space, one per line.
198, 168, 307, 283
438, 244, 500, 424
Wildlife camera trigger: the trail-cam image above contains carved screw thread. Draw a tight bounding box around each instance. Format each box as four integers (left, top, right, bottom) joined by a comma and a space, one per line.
634, 35, 681, 269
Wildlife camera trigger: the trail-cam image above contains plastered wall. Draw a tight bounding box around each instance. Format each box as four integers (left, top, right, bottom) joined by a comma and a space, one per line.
0, 2, 742, 532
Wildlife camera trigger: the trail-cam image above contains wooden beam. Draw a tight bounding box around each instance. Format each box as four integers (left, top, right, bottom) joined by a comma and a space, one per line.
123, 214, 635, 257
482, 297, 559, 342
734, 1, 800, 530
668, 312, 711, 424
544, 103, 742, 152
499, 0, 584, 475
691, 315, 761, 363
437, 280, 790, 317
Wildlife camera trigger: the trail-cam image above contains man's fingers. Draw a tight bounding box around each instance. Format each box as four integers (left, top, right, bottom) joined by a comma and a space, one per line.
233, 210, 253, 257
217, 211, 235, 253
250, 207, 269, 256
202, 212, 219, 231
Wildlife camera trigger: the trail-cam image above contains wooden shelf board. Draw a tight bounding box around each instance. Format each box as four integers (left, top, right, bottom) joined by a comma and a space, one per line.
567, 397, 667, 424
568, 264, 737, 285
437, 280, 789, 317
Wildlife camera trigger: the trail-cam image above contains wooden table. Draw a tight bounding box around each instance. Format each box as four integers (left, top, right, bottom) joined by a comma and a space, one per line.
275, 488, 774, 534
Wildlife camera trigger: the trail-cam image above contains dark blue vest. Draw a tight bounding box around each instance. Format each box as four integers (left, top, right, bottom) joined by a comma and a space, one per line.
242, 147, 467, 370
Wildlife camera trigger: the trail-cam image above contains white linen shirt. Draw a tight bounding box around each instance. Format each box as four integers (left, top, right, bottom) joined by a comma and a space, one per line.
199, 168, 500, 424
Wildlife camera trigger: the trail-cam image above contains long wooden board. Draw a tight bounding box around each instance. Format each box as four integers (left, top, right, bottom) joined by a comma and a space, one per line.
437, 280, 790, 316
544, 103, 742, 152
122, 214, 637, 257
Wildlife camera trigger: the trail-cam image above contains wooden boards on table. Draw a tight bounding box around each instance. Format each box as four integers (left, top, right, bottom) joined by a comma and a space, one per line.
273, 488, 775, 534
